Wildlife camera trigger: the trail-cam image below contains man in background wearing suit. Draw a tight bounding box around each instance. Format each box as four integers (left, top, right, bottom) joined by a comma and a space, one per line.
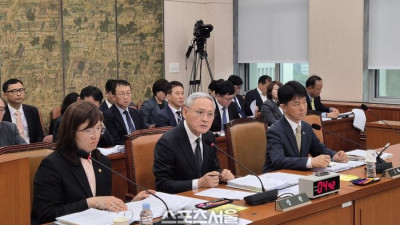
210, 80, 240, 133
2, 78, 44, 143
262, 81, 348, 172
99, 79, 116, 112
155, 81, 185, 127
306, 75, 339, 118
0, 97, 26, 147
228, 75, 246, 118
244, 75, 272, 116
103, 80, 144, 145
153, 92, 234, 194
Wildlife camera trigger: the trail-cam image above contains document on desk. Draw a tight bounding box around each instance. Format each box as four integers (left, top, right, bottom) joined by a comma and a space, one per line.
227, 172, 304, 192
195, 188, 253, 200
312, 160, 366, 173
97, 145, 124, 155
346, 149, 392, 161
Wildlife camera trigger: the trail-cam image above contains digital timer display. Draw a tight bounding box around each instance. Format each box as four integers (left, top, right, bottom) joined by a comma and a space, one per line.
299, 172, 341, 199
313, 176, 340, 197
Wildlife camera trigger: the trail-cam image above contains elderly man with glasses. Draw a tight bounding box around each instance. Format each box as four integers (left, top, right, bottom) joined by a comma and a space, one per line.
2, 78, 44, 143
153, 92, 234, 194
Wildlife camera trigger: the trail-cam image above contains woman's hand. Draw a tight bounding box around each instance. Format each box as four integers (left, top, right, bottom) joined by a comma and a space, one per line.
132, 190, 156, 201
87, 196, 127, 212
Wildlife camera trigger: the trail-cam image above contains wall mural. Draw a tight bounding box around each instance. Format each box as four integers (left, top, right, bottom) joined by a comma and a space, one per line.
0, 0, 164, 129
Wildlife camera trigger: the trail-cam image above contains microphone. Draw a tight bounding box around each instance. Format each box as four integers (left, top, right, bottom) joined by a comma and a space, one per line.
311, 124, 392, 173
76, 149, 177, 224
204, 140, 278, 206
361, 104, 400, 136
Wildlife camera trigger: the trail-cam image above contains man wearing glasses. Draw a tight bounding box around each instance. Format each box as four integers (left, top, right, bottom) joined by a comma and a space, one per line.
153, 92, 234, 194
103, 80, 145, 145
0, 97, 26, 147
2, 79, 44, 143
210, 80, 240, 133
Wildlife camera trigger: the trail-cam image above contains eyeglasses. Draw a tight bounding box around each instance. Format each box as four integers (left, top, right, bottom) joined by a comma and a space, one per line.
5, 88, 25, 95
77, 125, 105, 137
186, 107, 215, 119
115, 92, 132, 97
220, 95, 234, 102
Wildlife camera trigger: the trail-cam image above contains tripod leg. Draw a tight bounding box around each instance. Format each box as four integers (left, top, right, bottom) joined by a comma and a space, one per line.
203, 53, 214, 81
189, 51, 198, 95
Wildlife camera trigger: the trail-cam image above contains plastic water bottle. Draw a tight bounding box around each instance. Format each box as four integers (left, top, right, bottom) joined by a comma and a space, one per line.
365, 150, 376, 178
140, 202, 153, 225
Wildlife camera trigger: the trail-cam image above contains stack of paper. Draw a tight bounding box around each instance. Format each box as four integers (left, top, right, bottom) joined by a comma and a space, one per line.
346, 149, 392, 161
98, 145, 125, 156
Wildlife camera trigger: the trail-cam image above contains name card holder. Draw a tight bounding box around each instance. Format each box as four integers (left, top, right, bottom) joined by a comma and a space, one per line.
385, 167, 400, 179
275, 193, 311, 212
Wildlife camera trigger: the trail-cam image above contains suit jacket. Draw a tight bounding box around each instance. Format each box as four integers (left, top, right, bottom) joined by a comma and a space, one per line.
262, 117, 336, 172
140, 96, 168, 128
234, 95, 246, 118
210, 99, 240, 132
260, 99, 283, 126
154, 106, 179, 127
103, 105, 144, 145
306, 95, 330, 114
31, 150, 111, 224
3, 104, 44, 143
153, 122, 220, 194
99, 101, 109, 112
0, 121, 27, 147
244, 88, 264, 116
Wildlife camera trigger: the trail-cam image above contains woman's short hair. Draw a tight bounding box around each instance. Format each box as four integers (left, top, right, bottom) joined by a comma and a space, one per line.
266, 81, 283, 100
57, 101, 103, 165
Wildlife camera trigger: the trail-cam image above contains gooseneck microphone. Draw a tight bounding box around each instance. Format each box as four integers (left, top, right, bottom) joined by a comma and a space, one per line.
361, 104, 400, 136
311, 124, 367, 149
76, 149, 174, 222
204, 140, 278, 206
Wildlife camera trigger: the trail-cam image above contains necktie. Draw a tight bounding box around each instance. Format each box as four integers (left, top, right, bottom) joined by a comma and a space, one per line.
176, 111, 182, 124
296, 125, 302, 152
234, 97, 246, 118
311, 98, 316, 110
195, 138, 202, 172
123, 110, 136, 133
14, 111, 25, 139
222, 107, 227, 131
80, 157, 96, 196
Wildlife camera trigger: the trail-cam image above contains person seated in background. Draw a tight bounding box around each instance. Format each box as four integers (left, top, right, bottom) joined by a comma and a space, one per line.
52, 92, 79, 142
228, 75, 246, 118
140, 79, 169, 128
305, 75, 339, 118
0, 97, 26, 147
99, 79, 116, 112
244, 75, 272, 117
208, 80, 218, 97
262, 81, 348, 173
31, 101, 153, 225
155, 81, 185, 127
210, 80, 240, 133
153, 92, 234, 194
2, 78, 44, 143
260, 81, 283, 126
103, 80, 145, 145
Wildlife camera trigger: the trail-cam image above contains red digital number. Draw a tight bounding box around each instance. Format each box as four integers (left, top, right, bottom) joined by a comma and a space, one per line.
328, 181, 336, 190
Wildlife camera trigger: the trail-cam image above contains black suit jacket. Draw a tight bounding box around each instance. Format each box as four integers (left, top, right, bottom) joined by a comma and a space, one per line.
234, 95, 246, 118
306, 95, 330, 114
153, 122, 220, 194
99, 101, 109, 112
210, 99, 240, 132
262, 117, 336, 172
244, 88, 263, 116
155, 106, 179, 127
3, 104, 44, 143
31, 150, 111, 224
103, 105, 145, 145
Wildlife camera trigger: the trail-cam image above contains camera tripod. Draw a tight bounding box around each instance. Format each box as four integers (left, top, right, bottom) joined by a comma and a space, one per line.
188, 48, 214, 95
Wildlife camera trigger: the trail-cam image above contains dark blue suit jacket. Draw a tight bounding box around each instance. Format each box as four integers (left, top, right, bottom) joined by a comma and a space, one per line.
210, 99, 240, 132
262, 117, 336, 172
154, 106, 179, 127
3, 104, 44, 143
103, 105, 145, 145
99, 101, 109, 112
153, 122, 220, 194
244, 88, 263, 116
306, 95, 330, 114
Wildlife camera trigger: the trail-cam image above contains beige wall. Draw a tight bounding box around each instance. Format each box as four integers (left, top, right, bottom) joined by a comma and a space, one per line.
309, 0, 365, 102
164, 0, 233, 93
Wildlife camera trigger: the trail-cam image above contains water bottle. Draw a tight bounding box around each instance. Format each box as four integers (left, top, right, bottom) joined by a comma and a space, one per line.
365, 150, 376, 178
140, 202, 153, 225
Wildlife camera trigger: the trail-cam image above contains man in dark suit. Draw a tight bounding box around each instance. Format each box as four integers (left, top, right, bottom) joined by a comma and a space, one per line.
2, 78, 44, 143
0, 97, 26, 147
263, 81, 348, 172
103, 80, 144, 145
228, 75, 246, 118
305, 75, 339, 118
153, 92, 234, 194
99, 79, 116, 112
244, 75, 272, 116
155, 81, 185, 127
210, 80, 240, 132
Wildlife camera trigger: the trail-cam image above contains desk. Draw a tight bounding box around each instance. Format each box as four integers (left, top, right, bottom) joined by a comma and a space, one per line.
366, 120, 400, 149
322, 117, 364, 151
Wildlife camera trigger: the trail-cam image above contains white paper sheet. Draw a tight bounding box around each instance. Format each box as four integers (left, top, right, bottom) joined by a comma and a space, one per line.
195, 188, 253, 200
98, 145, 125, 156
352, 109, 366, 131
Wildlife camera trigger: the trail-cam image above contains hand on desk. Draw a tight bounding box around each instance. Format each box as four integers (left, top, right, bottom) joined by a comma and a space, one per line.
199, 171, 220, 188
219, 169, 235, 182
331, 108, 339, 114
132, 190, 156, 201
87, 196, 128, 212
333, 150, 349, 163
311, 154, 331, 168
326, 111, 339, 118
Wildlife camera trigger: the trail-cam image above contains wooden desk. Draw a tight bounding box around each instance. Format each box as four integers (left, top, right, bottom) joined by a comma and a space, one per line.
366, 120, 400, 149
322, 117, 364, 151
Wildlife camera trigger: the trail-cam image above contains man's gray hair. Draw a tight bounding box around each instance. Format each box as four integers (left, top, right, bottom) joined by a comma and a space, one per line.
185, 92, 214, 108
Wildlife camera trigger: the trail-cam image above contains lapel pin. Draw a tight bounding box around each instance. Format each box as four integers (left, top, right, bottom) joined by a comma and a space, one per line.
98, 169, 102, 173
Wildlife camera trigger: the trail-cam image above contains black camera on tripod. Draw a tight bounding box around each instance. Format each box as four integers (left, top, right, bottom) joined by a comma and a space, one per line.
192, 20, 213, 52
